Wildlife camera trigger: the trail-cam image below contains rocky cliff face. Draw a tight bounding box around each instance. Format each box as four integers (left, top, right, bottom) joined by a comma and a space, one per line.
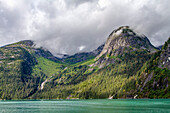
97, 26, 156, 59
93, 26, 157, 68
158, 38, 170, 69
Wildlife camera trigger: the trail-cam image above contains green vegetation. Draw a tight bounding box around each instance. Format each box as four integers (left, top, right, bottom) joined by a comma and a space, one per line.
135, 48, 170, 98
31, 48, 153, 99
32, 57, 66, 78
0, 37, 169, 100
63, 53, 95, 64
0, 46, 38, 100
162, 37, 170, 50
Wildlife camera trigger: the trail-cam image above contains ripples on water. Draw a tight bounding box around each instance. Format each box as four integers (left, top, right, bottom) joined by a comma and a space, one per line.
0, 99, 169, 113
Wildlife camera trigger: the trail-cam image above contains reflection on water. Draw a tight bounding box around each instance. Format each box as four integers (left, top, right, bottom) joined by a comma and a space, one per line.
0, 99, 169, 113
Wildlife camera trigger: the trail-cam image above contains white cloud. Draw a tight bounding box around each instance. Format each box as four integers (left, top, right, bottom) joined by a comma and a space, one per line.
78, 45, 86, 51
0, 0, 169, 55
98, 0, 110, 8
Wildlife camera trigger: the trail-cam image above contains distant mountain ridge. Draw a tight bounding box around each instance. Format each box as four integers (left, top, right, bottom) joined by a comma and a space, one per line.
16, 40, 105, 64
62, 44, 104, 64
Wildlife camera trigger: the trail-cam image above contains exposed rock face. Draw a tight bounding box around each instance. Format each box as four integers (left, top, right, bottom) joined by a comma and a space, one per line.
18, 40, 35, 47
93, 26, 157, 68
158, 38, 170, 69
96, 26, 156, 60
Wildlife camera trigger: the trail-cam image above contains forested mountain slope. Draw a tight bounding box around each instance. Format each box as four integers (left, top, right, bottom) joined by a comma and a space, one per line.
136, 38, 170, 98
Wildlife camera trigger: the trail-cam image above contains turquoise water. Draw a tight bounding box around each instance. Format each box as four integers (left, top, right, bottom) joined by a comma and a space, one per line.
0, 99, 169, 113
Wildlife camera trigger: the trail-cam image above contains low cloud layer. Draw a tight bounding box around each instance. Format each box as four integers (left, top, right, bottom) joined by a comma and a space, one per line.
0, 0, 170, 55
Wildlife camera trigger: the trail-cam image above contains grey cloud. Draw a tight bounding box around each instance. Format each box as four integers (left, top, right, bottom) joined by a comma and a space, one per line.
0, 0, 169, 55
64, 0, 98, 7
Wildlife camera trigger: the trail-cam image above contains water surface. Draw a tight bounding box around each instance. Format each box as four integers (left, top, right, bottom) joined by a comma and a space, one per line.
0, 99, 169, 113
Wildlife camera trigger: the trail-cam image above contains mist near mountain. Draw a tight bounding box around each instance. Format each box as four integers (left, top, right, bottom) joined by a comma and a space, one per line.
0, 0, 170, 55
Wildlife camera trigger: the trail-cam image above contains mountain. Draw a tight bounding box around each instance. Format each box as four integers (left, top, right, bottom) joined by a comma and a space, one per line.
0, 41, 37, 99
62, 44, 104, 64
97, 26, 156, 59
0, 26, 169, 100
8, 40, 61, 62
136, 38, 170, 98
0, 40, 64, 99
0, 39, 103, 99
32, 27, 169, 99
93, 26, 157, 68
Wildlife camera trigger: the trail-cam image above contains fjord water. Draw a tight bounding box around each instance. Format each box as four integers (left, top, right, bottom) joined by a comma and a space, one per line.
0, 99, 169, 113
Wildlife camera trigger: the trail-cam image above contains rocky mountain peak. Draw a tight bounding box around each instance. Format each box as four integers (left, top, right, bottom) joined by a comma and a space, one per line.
109, 26, 134, 37
96, 26, 156, 60
18, 40, 35, 47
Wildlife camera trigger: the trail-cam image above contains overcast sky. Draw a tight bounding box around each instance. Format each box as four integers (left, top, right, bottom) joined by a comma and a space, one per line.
0, 0, 169, 55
